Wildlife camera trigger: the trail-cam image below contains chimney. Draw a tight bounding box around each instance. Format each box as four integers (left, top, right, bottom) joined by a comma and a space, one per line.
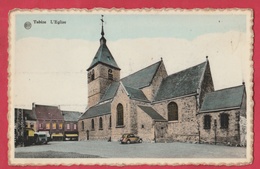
32, 102, 35, 109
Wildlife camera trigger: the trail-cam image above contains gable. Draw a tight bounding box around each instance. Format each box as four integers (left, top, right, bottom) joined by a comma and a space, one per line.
100, 80, 150, 103
200, 85, 245, 113
154, 62, 207, 101
121, 61, 161, 89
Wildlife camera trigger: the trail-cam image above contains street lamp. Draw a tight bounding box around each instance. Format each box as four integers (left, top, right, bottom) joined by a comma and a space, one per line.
214, 117, 217, 145
197, 122, 200, 144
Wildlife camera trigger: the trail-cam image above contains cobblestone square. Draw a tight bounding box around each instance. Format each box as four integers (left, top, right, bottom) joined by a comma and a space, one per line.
15, 141, 246, 158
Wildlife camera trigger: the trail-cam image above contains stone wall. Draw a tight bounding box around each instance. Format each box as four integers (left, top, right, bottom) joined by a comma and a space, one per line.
154, 122, 168, 143
153, 95, 199, 143
198, 61, 214, 109
198, 109, 241, 146
136, 107, 155, 142
78, 114, 111, 141
110, 84, 153, 141
240, 91, 247, 146
111, 84, 132, 141
239, 116, 246, 146
142, 61, 168, 101
87, 64, 120, 107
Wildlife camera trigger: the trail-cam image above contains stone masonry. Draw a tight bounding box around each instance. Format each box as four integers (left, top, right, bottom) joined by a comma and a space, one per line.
78, 19, 247, 146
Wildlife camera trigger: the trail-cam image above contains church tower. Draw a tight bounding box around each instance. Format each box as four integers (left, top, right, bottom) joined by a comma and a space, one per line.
87, 15, 121, 107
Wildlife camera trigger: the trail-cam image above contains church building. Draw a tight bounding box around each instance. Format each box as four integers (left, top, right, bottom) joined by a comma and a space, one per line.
78, 17, 247, 146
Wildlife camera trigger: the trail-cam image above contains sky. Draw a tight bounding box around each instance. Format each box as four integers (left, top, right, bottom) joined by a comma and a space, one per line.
11, 11, 252, 112
16, 14, 246, 41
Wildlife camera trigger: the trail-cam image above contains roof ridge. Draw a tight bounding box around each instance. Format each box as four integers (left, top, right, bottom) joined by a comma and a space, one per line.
207, 84, 244, 94
22, 109, 32, 111
124, 85, 141, 91
35, 104, 59, 108
138, 105, 151, 108
61, 110, 81, 113
121, 60, 162, 81
167, 61, 207, 78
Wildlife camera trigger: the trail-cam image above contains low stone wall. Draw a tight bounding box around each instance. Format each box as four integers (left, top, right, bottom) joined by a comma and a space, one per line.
240, 116, 247, 146
198, 110, 241, 146
78, 114, 111, 141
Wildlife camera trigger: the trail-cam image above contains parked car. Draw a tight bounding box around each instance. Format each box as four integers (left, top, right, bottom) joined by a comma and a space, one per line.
34, 132, 48, 145
120, 133, 142, 144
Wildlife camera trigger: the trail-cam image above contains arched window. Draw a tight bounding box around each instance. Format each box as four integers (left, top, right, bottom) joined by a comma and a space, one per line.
91, 119, 94, 130
108, 69, 113, 80
109, 115, 112, 128
220, 113, 229, 129
168, 102, 178, 121
81, 121, 84, 130
99, 117, 103, 129
204, 115, 211, 129
117, 104, 124, 126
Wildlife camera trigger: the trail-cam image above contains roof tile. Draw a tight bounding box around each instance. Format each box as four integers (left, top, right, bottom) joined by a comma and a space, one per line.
100, 82, 120, 102
154, 62, 207, 101
34, 105, 63, 120
80, 102, 111, 120
62, 111, 82, 121
87, 43, 120, 71
200, 85, 245, 112
124, 86, 148, 101
138, 105, 166, 121
121, 61, 161, 89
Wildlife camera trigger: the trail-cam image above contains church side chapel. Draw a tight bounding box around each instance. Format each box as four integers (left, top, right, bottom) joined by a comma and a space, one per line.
78, 16, 247, 146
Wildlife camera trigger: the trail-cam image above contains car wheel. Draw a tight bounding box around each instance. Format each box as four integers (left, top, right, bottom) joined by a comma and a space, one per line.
139, 139, 143, 143
126, 140, 131, 144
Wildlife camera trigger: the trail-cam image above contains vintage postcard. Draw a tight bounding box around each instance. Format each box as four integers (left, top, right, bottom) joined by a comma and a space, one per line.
8, 9, 254, 165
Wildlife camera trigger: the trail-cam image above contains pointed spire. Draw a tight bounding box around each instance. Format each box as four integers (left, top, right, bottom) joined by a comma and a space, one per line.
87, 15, 120, 71
100, 15, 106, 44
101, 15, 105, 37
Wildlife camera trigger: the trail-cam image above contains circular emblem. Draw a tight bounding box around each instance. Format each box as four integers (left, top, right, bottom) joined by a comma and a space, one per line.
24, 21, 32, 30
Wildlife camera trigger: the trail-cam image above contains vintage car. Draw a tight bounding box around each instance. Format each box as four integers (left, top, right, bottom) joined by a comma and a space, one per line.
120, 133, 142, 144
34, 132, 48, 145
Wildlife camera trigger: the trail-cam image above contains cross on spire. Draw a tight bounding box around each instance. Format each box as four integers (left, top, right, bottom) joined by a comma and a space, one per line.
101, 15, 105, 37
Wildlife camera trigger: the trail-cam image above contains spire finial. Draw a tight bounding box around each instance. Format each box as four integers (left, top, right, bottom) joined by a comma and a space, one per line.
101, 15, 104, 37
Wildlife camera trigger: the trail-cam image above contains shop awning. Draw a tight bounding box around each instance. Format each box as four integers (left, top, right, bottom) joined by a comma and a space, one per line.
66, 134, 78, 137
52, 133, 63, 137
